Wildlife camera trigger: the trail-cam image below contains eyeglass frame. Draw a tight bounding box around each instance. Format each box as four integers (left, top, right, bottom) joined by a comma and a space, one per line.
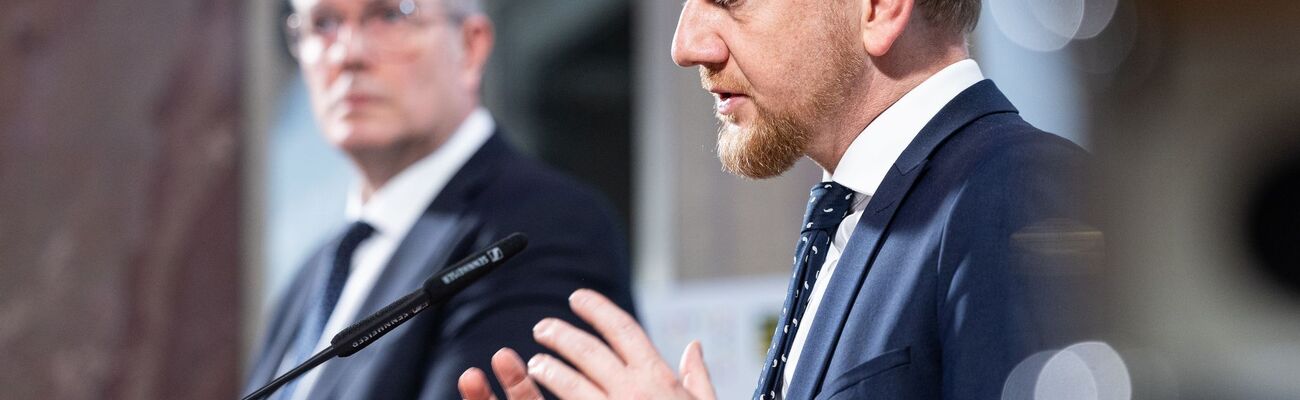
283, 0, 466, 63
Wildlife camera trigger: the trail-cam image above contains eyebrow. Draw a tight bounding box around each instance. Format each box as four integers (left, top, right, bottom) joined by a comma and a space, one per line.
362, 0, 409, 12
298, 0, 401, 15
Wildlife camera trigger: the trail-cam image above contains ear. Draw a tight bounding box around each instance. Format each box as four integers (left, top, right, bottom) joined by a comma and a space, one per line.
860, 0, 913, 57
457, 14, 495, 94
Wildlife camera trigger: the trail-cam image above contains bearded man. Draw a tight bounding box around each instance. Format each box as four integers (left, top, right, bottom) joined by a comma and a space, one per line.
459, 0, 1092, 398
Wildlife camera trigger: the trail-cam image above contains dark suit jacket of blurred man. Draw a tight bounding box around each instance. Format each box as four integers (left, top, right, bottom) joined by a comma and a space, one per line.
245, 114, 635, 400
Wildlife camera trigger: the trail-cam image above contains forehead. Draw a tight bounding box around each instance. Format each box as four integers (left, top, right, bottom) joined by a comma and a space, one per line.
291, 0, 427, 12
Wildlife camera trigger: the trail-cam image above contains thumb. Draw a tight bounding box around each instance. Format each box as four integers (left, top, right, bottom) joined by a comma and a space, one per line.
678, 340, 716, 400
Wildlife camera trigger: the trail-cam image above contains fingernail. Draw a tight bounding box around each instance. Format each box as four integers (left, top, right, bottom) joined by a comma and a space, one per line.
527, 354, 545, 370
569, 289, 590, 305
533, 319, 552, 337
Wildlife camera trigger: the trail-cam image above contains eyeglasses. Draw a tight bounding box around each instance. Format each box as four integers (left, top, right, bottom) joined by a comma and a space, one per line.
285, 0, 454, 64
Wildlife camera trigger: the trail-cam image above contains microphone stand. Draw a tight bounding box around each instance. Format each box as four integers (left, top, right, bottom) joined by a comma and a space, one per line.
241, 346, 340, 400
242, 291, 430, 400
240, 233, 527, 400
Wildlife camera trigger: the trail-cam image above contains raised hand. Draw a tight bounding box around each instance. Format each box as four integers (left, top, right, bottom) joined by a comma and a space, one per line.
460, 347, 545, 400
458, 289, 716, 400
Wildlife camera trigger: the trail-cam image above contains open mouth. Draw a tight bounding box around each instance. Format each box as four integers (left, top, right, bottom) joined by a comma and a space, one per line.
713, 91, 748, 116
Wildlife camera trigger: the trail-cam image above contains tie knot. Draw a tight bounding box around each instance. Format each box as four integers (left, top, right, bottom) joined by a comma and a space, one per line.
802, 181, 855, 232
338, 220, 376, 255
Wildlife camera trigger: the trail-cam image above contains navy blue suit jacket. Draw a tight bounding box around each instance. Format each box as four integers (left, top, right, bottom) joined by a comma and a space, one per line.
245, 133, 635, 399
784, 81, 1092, 399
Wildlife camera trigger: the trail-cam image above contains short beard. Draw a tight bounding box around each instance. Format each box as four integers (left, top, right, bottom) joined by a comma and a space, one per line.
715, 105, 810, 179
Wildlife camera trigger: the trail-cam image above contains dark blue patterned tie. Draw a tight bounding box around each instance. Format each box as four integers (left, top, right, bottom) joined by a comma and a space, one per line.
754, 182, 854, 400
319, 221, 376, 330
275, 220, 375, 400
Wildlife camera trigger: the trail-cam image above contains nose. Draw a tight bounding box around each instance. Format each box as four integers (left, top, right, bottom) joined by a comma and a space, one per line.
325, 24, 370, 68
671, 0, 727, 68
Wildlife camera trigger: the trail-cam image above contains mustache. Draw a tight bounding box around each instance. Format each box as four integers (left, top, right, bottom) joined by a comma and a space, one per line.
327, 74, 384, 104
699, 67, 752, 94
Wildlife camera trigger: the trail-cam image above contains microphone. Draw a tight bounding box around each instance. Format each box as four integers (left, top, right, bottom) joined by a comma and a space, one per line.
242, 233, 529, 400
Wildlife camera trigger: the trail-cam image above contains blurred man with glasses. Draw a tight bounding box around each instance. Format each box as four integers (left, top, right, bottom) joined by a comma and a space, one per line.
243, 0, 635, 398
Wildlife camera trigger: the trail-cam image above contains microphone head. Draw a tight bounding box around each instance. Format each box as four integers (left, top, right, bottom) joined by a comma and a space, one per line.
421, 233, 528, 302
494, 232, 529, 257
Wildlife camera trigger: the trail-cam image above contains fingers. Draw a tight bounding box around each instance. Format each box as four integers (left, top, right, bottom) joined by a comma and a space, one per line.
533, 318, 627, 386
458, 368, 499, 400
678, 341, 717, 400
492, 348, 545, 400
527, 353, 606, 400
568, 289, 664, 366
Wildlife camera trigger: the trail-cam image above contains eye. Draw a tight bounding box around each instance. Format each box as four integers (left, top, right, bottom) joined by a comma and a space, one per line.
369, 0, 416, 24
713, 0, 743, 8
311, 13, 342, 35
376, 6, 405, 22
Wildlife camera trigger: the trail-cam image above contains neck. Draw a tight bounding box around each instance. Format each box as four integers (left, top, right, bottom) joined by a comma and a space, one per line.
807, 41, 969, 174
352, 106, 476, 203
353, 136, 442, 203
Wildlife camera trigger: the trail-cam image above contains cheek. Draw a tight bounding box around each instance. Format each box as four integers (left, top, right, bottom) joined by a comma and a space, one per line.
401, 73, 436, 109
761, 45, 842, 105
418, 56, 463, 97
302, 68, 334, 117
736, 43, 805, 100
390, 63, 455, 128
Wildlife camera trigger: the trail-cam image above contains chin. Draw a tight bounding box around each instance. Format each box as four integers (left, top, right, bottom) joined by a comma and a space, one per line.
327, 124, 401, 153
715, 109, 809, 180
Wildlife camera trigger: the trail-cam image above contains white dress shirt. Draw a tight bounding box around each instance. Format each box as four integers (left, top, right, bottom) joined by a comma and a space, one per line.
781, 60, 985, 396
284, 108, 495, 400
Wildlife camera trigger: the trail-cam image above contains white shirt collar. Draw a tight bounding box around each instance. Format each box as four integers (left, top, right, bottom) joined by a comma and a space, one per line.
345, 107, 495, 239
826, 59, 985, 198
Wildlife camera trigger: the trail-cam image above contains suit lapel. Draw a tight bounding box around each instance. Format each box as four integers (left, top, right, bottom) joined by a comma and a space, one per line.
308, 133, 511, 398
245, 249, 331, 392
784, 159, 928, 400
785, 80, 1017, 399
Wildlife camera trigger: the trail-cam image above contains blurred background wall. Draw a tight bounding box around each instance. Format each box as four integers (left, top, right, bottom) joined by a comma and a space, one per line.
1088, 1, 1300, 398
5, 0, 1300, 398
0, 0, 244, 399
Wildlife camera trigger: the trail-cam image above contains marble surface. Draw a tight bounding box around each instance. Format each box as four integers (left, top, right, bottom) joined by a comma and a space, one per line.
0, 0, 243, 398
